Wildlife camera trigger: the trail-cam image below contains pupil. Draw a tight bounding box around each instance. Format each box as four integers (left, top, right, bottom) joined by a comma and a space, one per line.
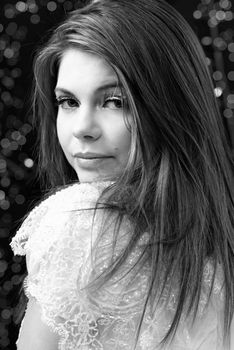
115, 99, 122, 108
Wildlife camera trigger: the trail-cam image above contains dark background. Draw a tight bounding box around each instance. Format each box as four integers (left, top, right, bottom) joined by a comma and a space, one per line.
0, 0, 234, 349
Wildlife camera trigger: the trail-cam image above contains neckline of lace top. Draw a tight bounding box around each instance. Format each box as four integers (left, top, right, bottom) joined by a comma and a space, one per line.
44, 180, 115, 210
10, 181, 114, 255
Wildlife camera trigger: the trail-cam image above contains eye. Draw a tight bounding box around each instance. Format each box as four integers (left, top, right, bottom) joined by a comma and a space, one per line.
102, 93, 127, 110
56, 97, 79, 110
103, 97, 123, 109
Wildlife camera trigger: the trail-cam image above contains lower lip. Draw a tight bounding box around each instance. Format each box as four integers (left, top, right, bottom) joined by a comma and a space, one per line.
74, 157, 113, 169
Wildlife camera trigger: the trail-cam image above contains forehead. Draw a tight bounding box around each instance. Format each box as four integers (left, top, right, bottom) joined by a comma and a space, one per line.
56, 48, 119, 92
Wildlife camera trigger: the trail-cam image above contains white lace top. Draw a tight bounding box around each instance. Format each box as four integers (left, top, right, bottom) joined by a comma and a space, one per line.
10, 181, 229, 350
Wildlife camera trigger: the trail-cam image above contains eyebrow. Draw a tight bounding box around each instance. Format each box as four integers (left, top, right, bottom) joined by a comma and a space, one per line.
54, 82, 122, 96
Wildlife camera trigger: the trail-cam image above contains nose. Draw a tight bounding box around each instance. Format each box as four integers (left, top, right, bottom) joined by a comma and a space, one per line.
72, 106, 101, 141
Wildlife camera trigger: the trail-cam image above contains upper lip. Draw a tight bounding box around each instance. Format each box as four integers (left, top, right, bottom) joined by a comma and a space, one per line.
74, 152, 112, 159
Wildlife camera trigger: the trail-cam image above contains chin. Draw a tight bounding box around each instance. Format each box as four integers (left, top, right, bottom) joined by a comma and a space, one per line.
76, 172, 117, 183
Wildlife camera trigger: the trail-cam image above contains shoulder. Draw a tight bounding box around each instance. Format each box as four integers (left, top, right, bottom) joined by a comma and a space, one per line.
10, 181, 112, 256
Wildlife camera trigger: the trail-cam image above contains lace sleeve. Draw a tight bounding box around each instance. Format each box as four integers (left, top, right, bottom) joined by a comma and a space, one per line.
10, 201, 48, 256
9, 181, 116, 349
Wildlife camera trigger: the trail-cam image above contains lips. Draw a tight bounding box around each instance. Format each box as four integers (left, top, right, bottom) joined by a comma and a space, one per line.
74, 152, 113, 159
73, 153, 114, 170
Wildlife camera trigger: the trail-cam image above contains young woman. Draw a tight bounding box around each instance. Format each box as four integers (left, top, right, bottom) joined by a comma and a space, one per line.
11, 0, 234, 349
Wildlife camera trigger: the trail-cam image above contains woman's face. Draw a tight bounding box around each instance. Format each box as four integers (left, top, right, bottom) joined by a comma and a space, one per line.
55, 48, 132, 182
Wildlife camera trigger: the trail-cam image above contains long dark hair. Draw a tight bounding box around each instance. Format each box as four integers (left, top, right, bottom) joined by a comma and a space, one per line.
32, 0, 234, 346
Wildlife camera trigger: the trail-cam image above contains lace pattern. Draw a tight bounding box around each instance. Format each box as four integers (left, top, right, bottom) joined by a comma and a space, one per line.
10, 182, 226, 350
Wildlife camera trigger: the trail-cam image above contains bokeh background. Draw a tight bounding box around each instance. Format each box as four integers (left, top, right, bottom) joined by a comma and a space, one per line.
0, 0, 234, 349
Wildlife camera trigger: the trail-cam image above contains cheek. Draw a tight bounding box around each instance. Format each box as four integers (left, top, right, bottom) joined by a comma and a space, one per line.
56, 116, 68, 147
111, 123, 131, 155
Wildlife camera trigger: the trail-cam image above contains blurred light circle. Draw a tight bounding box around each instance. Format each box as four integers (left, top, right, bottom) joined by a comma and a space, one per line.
228, 53, 234, 62
10, 185, 19, 196
217, 80, 226, 89
213, 71, 223, 81
11, 263, 21, 273
28, 3, 38, 13
2, 76, 14, 89
227, 71, 234, 81
14, 119, 25, 129
3, 48, 14, 59
223, 29, 233, 41
209, 9, 216, 17
225, 11, 233, 21
3, 281, 12, 292
15, 194, 25, 205
2, 213, 12, 223
64, 1, 73, 11
30, 14, 40, 24
8, 57, 18, 66
219, 0, 231, 9
11, 67, 22, 78
0, 249, 4, 259
15, 26, 28, 40
228, 43, 234, 52
214, 87, 223, 97
227, 94, 234, 103
0, 159, 7, 170
4, 7, 16, 19
1, 309, 12, 320
6, 22, 17, 36
0, 138, 10, 149
11, 275, 21, 285
21, 123, 32, 134
0, 191, 5, 201
47, 1, 57, 11
227, 101, 234, 109
0, 40, 6, 50
13, 255, 22, 263
201, 36, 212, 46
208, 18, 218, 27
16, 1, 28, 12
0, 261, 8, 273
24, 158, 34, 168
1, 200, 10, 210
223, 109, 233, 118
213, 37, 227, 50
193, 10, 202, 19
0, 228, 9, 237
10, 141, 18, 150
0, 323, 7, 333
0, 338, 9, 347
11, 131, 21, 141
206, 57, 211, 65
1, 177, 11, 187
18, 135, 26, 145
12, 41, 21, 51
13, 98, 24, 109
216, 10, 226, 21
1, 91, 12, 105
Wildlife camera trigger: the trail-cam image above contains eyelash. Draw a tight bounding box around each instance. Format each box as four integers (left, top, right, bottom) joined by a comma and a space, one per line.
55, 93, 127, 110
103, 93, 124, 109
56, 97, 79, 109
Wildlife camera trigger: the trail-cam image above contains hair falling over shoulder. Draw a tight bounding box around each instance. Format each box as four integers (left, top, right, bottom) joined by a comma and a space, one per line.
32, 0, 234, 346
